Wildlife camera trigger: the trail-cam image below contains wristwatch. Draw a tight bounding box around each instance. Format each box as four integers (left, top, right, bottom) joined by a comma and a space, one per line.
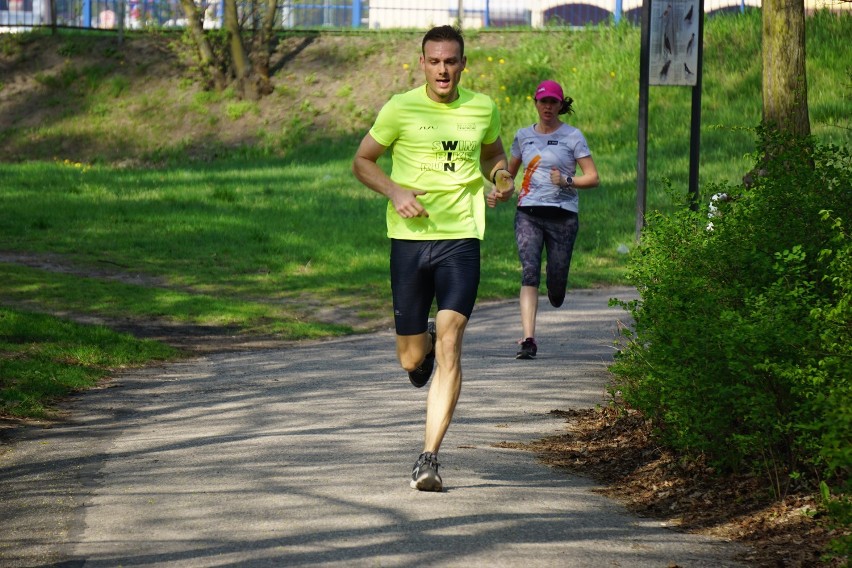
565, 175, 573, 188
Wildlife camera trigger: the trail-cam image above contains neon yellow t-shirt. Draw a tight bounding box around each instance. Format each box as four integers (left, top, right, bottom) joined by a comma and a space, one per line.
369, 85, 501, 240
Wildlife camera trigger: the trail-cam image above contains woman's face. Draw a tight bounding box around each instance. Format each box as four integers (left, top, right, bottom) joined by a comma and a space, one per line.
535, 97, 561, 122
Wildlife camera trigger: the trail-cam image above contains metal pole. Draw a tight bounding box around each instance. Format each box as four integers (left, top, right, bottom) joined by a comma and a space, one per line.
688, 0, 705, 210
615, 0, 623, 24
457, 0, 463, 27
636, 0, 651, 240
118, 0, 125, 44
352, 0, 361, 28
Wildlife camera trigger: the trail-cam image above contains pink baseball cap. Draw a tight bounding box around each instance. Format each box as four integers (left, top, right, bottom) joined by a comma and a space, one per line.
534, 80, 564, 101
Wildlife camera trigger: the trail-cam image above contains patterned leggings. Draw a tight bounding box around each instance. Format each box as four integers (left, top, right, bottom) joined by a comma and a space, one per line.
514, 208, 579, 304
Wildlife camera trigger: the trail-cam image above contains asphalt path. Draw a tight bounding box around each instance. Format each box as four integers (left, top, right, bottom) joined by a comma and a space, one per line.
1, 287, 748, 567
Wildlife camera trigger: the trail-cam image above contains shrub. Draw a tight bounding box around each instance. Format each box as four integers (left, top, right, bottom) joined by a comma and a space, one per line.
610, 128, 851, 498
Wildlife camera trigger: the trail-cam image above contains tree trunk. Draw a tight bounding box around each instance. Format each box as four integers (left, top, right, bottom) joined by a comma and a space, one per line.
762, 0, 810, 136
224, 0, 256, 98
249, 0, 277, 95
178, 0, 226, 89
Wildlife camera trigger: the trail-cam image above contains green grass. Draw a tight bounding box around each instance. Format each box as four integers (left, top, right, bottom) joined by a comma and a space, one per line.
0, 307, 178, 417
0, 11, 850, 418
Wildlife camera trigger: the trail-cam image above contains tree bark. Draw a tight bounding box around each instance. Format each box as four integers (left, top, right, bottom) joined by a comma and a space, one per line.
224, 0, 256, 98
762, 0, 810, 136
248, 0, 277, 95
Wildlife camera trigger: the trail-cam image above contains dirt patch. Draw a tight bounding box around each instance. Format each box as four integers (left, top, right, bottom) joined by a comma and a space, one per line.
497, 406, 848, 567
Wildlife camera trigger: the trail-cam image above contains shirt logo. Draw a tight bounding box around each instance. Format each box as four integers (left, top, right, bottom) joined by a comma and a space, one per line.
419, 125, 437, 130
457, 123, 476, 130
547, 140, 559, 145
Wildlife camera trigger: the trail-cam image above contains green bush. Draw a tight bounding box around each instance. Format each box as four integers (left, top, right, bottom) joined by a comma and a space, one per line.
610, 128, 851, 497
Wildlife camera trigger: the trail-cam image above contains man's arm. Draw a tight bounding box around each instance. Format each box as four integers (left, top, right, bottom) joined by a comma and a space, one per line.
352, 133, 428, 218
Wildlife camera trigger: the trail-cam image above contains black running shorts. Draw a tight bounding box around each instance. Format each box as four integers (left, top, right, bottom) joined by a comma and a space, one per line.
389, 238, 481, 336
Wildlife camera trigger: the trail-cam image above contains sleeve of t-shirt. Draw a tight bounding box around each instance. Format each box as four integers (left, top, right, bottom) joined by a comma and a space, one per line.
482, 99, 501, 145
368, 97, 399, 148
510, 133, 521, 159
573, 132, 592, 160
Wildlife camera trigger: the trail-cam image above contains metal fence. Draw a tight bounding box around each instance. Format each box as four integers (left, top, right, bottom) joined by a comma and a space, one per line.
0, 0, 847, 31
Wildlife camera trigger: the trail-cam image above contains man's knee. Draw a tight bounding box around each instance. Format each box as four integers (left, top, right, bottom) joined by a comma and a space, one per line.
435, 310, 468, 359
397, 333, 430, 371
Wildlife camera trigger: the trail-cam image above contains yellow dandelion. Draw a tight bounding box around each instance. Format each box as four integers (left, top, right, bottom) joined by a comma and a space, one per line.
480, 74, 486, 79
402, 63, 410, 70
610, 71, 616, 78
526, 95, 532, 101
499, 58, 505, 64
500, 85, 506, 91
505, 96, 511, 103
572, 67, 578, 73
487, 56, 493, 62
463, 68, 469, 73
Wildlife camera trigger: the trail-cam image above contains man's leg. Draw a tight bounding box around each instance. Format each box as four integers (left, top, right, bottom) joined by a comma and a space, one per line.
410, 309, 467, 492
423, 309, 468, 453
409, 238, 479, 491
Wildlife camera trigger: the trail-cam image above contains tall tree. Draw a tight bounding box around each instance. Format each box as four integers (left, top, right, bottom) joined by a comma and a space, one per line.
762, 0, 810, 136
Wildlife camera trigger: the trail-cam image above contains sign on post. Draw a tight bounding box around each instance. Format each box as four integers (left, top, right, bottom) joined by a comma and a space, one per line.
648, 0, 700, 86
637, 0, 704, 238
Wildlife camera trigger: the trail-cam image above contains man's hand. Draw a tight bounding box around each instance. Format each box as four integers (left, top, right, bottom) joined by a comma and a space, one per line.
390, 186, 429, 218
486, 169, 515, 208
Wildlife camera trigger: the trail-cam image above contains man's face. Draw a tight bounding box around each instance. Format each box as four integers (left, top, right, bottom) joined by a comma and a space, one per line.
420, 39, 466, 103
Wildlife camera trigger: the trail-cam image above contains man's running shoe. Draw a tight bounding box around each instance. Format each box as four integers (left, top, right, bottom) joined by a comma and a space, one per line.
516, 337, 537, 359
410, 451, 443, 492
408, 321, 436, 388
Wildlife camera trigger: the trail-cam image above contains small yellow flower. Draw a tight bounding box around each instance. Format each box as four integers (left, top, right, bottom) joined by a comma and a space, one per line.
480, 74, 486, 79
499, 58, 505, 64
487, 56, 493, 62
402, 63, 410, 70
500, 85, 506, 91
463, 68, 469, 73
610, 71, 616, 78
526, 95, 532, 101
572, 67, 578, 73
505, 96, 511, 103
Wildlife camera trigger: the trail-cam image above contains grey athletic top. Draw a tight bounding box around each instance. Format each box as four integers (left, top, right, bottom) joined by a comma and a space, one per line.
510, 122, 591, 213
